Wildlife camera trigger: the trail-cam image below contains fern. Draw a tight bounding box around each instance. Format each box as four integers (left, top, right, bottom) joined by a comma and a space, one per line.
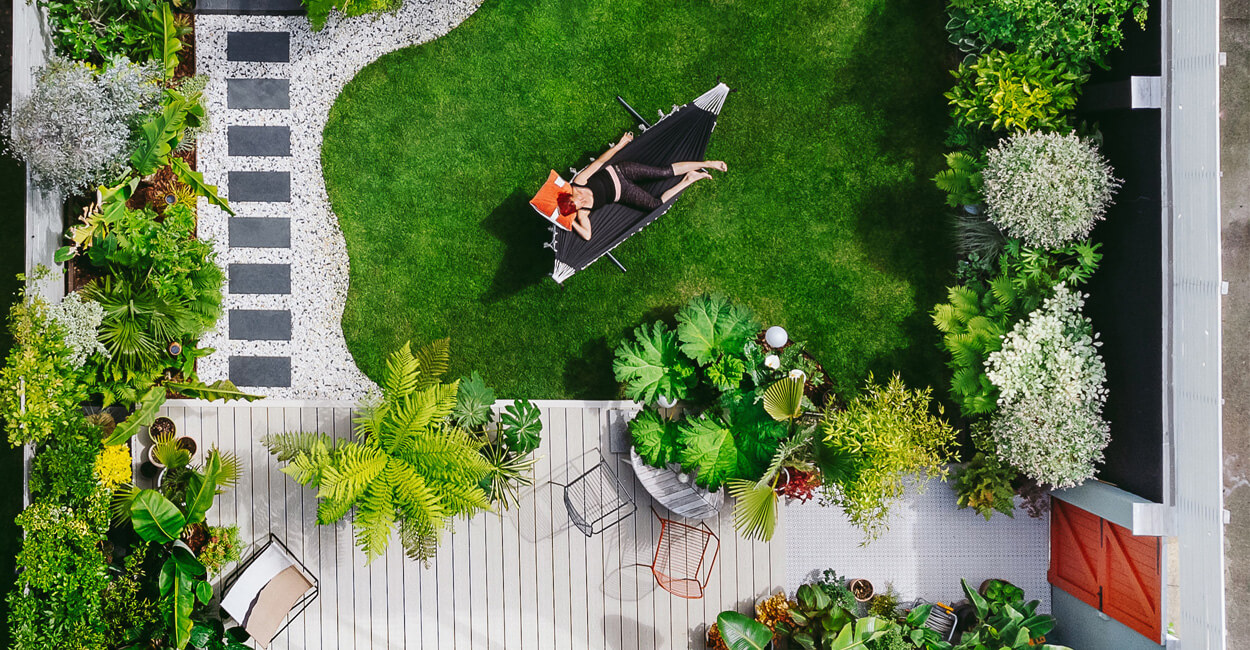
268, 341, 497, 563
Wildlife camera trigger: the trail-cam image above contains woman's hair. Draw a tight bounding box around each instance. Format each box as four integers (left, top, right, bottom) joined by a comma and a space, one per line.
557, 191, 578, 216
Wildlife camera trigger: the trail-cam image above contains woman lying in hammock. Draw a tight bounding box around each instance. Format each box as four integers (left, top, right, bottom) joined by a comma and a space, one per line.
556, 131, 727, 241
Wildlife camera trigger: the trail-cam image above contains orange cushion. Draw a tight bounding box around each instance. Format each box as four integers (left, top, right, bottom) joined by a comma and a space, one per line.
530, 170, 574, 231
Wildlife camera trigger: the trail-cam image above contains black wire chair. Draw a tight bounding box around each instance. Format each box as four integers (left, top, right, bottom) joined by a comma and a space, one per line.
551, 453, 637, 537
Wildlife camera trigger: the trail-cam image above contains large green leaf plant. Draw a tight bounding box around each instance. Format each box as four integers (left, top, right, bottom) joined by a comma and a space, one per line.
266, 340, 502, 563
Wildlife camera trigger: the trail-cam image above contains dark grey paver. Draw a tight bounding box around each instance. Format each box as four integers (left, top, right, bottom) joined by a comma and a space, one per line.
229, 356, 291, 387
227, 32, 290, 62
229, 309, 292, 340
229, 264, 290, 294
197, 0, 305, 14
229, 217, 290, 248
226, 78, 290, 109
228, 125, 291, 157
228, 171, 290, 202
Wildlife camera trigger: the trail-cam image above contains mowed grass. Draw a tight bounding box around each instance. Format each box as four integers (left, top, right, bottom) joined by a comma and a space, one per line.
323, 0, 955, 398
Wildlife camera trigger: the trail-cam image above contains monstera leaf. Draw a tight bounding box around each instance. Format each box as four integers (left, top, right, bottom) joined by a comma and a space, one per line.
676, 413, 743, 491
675, 293, 760, 365
613, 322, 697, 404
629, 408, 681, 468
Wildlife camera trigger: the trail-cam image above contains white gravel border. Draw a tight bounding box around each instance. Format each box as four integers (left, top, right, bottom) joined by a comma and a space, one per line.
196, 0, 483, 400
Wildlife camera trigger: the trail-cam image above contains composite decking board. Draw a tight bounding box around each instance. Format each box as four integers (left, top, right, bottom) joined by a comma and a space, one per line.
171, 403, 783, 649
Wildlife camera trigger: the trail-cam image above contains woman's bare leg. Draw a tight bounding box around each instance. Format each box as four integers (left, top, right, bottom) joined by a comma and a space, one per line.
660, 171, 713, 203
670, 160, 728, 175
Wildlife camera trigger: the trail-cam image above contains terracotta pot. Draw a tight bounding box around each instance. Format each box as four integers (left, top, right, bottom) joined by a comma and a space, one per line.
848, 578, 874, 603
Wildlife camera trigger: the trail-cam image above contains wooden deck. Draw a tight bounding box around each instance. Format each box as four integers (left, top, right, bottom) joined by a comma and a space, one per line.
156, 400, 785, 650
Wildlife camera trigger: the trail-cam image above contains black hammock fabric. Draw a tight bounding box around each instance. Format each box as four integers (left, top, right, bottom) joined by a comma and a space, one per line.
548, 84, 729, 282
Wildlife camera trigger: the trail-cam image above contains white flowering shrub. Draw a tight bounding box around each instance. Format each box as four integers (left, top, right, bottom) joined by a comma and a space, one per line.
4, 57, 160, 193
982, 132, 1120, 249
46, 292, 108, 367
984, 283, 1109, 488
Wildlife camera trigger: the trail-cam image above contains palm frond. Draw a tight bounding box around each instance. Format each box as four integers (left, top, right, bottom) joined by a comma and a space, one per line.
729, 478, 778, 542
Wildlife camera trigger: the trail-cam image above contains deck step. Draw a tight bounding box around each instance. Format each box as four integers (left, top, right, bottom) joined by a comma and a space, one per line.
228, 125, 291, 157
229, 309, 292, 341
228, 171, 290, 202
228, 356, 291, 387
226, 32, 291, 62
226, 78, 290, 110
229, 264, 291, 294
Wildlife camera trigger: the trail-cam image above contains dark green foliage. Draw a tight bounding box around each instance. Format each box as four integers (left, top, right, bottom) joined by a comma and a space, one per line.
453, 371, 496, 430
629, 408, 682, 469
35, 0, 162, 64
0, 286, 88, 445
101, 544, 159, 645
953, 451, 1020, 520
324, 0, 954, 398
867, 628, 911, 650
188, 617, 251, 650
303, 0, 400, 31
7, 499, 110, 650
675, 293, 760, 366
946, 0, 1148, 70
29, 420, 105, 507
815, 570, 859, 612
933, 152, 983, 208
946, 51, 1086, 133
953, 214, 1007, 262
707, 354, 745, 391
613, 322, 698, 404
500, 399, 542, 456
931, 277, 1015, 416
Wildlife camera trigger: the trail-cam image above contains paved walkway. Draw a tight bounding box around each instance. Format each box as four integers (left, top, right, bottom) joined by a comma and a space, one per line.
194, 1, 482, 400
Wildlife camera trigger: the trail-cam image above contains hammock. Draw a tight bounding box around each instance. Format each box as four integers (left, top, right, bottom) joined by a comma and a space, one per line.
544, 83, 730, 283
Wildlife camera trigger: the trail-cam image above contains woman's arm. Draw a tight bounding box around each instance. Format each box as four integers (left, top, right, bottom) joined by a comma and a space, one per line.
572, 132, 634, 185
571, 209, 593, 240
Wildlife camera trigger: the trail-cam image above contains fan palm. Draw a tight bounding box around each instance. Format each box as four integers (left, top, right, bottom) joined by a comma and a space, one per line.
265, 340, 492, 563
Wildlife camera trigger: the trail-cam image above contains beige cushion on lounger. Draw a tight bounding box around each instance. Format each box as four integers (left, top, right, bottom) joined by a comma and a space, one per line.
245, 566, 315, 649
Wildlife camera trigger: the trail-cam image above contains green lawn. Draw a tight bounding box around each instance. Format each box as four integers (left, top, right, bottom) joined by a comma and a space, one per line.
323, 0, 955, 399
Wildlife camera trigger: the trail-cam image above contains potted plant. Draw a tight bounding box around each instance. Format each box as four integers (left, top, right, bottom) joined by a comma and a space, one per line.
848, 578, 874, 603
176, 436, 197, 458
711, 611, 775, 650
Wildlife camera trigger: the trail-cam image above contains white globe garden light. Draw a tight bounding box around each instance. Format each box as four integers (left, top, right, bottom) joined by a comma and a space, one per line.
657, 395, 679, 409
765, 325, 789, 348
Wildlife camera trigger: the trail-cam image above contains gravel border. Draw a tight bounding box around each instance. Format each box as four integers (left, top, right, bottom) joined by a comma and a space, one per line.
196, 0, 483, 400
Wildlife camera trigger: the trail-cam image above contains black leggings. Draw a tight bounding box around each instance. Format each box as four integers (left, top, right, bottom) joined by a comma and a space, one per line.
610, 161, 676, 211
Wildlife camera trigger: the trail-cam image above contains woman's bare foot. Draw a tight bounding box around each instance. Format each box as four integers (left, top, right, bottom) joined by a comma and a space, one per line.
688, 170, 713, 182
702, 161, 727, 172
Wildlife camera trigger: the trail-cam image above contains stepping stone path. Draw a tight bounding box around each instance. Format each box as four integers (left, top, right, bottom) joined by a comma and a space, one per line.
216, 27, 295, 389
194, 0, 481, 399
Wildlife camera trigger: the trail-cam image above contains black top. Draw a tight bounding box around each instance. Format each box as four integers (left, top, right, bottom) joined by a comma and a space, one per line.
578, 168, 617, 208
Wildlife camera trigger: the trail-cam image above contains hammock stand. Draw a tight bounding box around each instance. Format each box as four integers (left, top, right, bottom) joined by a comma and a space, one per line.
544, 82, 731, 284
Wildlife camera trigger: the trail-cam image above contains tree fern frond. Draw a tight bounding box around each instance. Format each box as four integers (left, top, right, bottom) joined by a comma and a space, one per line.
353, 482, 397, 563
316, 494, 354, 525
398, 518, 441, 564
388, 460, 446, 533
412, 338, 451, 389
383, 342, 420, 398
317, 444, 387, 505
263, 432, 332, 461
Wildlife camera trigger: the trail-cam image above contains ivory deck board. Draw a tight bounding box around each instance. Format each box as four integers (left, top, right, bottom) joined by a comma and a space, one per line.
173, 401, 783, 649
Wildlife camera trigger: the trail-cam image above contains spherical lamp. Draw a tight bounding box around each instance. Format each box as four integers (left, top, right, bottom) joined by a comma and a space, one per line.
765, 326, 789, 349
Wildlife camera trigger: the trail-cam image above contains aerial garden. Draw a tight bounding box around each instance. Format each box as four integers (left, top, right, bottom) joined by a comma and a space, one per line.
0, 0, 1148, 646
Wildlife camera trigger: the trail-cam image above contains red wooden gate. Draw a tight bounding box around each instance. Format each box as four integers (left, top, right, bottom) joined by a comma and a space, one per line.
1048, 499, 1162, 641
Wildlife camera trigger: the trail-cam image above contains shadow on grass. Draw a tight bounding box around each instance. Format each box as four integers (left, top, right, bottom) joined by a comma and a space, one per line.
480, 189, 554, 303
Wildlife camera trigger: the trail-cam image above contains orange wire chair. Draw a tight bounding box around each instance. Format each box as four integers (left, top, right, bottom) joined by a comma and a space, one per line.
636, 507, 721, 599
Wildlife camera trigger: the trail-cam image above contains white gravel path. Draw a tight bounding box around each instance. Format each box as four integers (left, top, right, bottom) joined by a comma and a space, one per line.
196, 0, 482, 400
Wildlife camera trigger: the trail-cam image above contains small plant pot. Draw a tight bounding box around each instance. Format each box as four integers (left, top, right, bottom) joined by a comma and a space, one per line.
149, 416, 176, 441
848, 578, 874, 603
168, 341, 183, 356
149, 445, 165, 468
656, 395, 679, 409
177, 436, 197, 458
139, 461, 161, 480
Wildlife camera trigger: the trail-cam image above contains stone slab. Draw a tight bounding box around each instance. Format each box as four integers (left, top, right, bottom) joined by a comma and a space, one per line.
229, 309, 292, 341
197, 0, 304, 16
229, 264, 290, 294
226, 78, 290, 109
227, 32, 290, 62
228, 171, 290, 202
228, 125, 291, 157
228, 356, 291, 388
228, 217, 290, 248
